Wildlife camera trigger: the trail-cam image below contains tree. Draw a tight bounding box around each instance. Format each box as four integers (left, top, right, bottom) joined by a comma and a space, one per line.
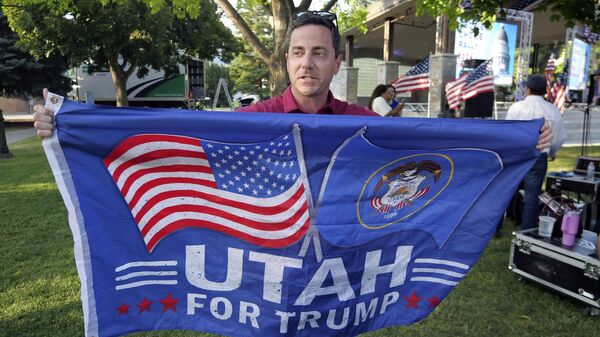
215, 0, 372, 97
7, 0, 369, 98
4, 0, 239, 106
215, 0, 371, 97
228, 1, 272, 99
416, 0, 600, 33
230, 48, 271, 99
204, 61, 235, 107
0, 11, 70, 98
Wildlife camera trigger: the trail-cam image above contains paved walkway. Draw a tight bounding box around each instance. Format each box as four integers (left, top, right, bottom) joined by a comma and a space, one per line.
6, 128, 36, 144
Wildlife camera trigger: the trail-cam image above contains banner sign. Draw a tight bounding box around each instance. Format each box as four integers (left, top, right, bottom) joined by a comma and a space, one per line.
43, 96, 542, 337
454, 20, 518, 86
568, 38, 591, 90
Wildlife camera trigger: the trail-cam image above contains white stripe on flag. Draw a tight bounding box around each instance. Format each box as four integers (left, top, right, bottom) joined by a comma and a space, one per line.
115, 156, 212, 190
130, 179, 305, 216
144, 209, 310, 244
411, 267, 466, 278
410, 276, 458, 286
115, 270, 178, 281
115, 260, 178, 272
115, 280, 178, 290
106, 140, 204, 174
413, 258, 469, 269
137, 186, 307, 231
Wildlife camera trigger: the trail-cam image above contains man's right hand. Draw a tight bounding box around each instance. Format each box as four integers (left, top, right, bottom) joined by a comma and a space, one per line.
33, 89, 55, 139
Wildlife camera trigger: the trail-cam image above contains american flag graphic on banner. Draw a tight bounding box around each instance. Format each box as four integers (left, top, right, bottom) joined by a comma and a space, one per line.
103, 132, 311, 252
462, 59, 494, 101
445, 74, 469, 110
392, 56, 430, 93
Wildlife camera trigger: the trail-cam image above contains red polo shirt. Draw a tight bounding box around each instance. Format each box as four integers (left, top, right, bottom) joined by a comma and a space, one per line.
236, 86, 378, 116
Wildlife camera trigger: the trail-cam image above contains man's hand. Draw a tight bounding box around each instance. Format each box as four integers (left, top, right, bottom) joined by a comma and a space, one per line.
536, 120, 552, 151
33, 89, 55, 139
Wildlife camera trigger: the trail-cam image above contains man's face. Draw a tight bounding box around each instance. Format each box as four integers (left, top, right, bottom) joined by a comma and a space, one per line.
286, 24, 342, 99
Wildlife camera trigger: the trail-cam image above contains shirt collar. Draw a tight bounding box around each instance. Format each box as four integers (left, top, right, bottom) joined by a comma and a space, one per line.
524, 95, 546, 102
282, 86, 334, 114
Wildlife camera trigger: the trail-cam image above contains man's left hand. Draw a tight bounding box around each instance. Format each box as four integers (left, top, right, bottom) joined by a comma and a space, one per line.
536, 121, 552, 151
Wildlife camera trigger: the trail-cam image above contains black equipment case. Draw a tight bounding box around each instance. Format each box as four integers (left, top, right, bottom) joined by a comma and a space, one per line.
509, 228, 600, 312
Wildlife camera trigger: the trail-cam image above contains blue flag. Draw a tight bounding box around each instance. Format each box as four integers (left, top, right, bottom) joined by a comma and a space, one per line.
42, 94, 542, 337
315, 134, 503, 247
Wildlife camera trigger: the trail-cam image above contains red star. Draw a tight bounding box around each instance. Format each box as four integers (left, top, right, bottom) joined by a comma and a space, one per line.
138, 297, 153, 313
427, 296, 440, 308
405, 292, 422, 309
116, 303, 130, 315
159, 293, 180, 313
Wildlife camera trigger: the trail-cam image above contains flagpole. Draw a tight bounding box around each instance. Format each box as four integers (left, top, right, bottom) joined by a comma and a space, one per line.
493, 87, 498, 120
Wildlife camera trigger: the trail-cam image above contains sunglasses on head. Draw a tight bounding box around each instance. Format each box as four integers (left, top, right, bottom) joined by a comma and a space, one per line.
293, 11, 337, 24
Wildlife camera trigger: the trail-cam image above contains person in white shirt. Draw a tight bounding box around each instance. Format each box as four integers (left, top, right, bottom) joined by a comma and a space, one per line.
368, 84, 403, 117
505, 74, 567, 230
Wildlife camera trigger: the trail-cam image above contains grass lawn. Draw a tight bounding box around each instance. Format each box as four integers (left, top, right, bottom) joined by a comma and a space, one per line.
1, 137, 600, 337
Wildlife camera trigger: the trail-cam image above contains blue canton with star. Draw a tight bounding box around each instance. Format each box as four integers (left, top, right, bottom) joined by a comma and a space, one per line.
202, 133, 302, 198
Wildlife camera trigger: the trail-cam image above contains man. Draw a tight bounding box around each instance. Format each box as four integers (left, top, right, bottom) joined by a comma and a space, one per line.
505, 74, 567, 230
236, 11, 378, 116
32, 11, 552, 149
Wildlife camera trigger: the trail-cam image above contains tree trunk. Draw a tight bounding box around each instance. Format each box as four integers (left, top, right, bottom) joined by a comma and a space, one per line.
110, 69, 129, 107
268, 51, 288, 96
215, 0, 293, 97
269, 0, 291, 96
106, 52, 130, 107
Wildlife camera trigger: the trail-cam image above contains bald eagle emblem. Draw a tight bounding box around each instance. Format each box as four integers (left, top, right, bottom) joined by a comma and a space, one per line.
370, 160, 442, 214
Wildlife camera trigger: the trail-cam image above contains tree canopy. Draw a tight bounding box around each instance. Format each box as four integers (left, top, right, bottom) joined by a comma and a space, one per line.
3, 0, 239, 106
0, 10, 70, 98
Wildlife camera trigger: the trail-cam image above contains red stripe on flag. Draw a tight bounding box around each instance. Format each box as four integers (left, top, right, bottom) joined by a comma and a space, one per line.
134, 184, 307, 224
110, 149, 207, 184
122, 165, 215, 200
104, 134, 202, 167
127, 176, 218, 211
146, 217, 311, 251
140, 201, 308, 238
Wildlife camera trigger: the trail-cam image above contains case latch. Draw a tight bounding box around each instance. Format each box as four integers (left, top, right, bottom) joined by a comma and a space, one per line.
584, 262, 600, 280
513, 238, 531, 255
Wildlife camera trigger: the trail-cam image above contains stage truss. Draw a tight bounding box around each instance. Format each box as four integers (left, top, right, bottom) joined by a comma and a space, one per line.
505, 9, 533, 101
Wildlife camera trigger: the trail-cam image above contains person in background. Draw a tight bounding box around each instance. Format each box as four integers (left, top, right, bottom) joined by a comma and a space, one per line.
368, 84, 403, 117
504, 74, 567, 230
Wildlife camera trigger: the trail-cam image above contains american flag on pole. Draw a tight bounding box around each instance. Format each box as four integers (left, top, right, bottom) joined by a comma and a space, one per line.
445, 74, 469, 110
462, 59, 494, 101
103, 132, 311, 252
392, 56, 430, 93
553, 60, 568, 112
